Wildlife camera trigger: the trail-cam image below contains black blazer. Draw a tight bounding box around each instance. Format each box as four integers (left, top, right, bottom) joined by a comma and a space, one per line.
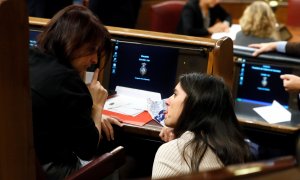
177, 0, 232, 37
286, 42, 300, 57
29, 49, 99, 167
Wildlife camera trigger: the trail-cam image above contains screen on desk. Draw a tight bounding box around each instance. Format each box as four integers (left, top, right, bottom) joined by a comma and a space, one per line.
106, 39, 208, 99
29, 29, 41, 48
236, 59, 292, 108
108, 40, 178, 98
233, 56, 300, 121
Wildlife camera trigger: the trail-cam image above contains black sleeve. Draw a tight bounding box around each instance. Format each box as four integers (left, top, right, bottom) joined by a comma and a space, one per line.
212, 4, 232, 25
286, 42, 300, 57
58, 75, 99, 161
178, 4, 209, 36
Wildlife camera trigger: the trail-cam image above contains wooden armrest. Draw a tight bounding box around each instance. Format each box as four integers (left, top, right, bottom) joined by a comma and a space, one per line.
66, 146, 126, 180
163, 155, 297, 179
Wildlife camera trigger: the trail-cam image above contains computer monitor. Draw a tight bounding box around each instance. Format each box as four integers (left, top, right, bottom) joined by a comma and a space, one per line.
236, 59, 291, 108
29, 29, 41, 47
233, 45, 300, 121
104, 39, 209, 99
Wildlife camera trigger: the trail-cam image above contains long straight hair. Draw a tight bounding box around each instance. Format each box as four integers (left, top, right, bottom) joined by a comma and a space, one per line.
173, 73, 252, 172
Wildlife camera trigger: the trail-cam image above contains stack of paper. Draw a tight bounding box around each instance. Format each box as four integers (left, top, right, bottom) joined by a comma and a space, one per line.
104, 86, 161, 117
211, 24, 241, 41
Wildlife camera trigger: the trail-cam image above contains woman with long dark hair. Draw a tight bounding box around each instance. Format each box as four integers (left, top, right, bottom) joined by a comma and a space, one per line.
152, 73, 252, 179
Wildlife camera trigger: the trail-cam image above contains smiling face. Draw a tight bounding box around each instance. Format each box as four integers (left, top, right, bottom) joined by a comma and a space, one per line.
164, 83, 187, 127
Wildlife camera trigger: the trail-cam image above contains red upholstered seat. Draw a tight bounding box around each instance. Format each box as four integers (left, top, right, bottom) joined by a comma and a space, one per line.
287, 0, 300, 27
36, 146, 126, 180
150, 1, 186, 33
66, 146, 126, 180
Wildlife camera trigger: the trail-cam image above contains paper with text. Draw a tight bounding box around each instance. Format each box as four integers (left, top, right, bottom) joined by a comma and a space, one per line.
104, 86, 161, 116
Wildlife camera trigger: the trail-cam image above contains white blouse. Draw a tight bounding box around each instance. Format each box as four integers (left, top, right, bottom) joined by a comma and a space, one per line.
152, 131, 223, 179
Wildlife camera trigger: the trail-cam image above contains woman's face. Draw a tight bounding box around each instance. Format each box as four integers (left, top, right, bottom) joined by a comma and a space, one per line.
203, 0, 219, 8
71, 44, 99, 73
164, 83, 187, 127
71, 52, 98, 73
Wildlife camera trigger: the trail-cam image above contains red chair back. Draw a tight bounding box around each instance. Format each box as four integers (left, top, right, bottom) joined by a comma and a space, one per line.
36, 146, 126, 180
150, 1, 186, 33
287, 0, 300, 26
66, 146, 126, 180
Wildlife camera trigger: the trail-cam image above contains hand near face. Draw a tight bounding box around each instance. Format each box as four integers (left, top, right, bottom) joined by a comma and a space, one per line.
280, 74, 300, 92
101, 115, 123, 141
159, 126, 175, 142
87, 68, 108, 107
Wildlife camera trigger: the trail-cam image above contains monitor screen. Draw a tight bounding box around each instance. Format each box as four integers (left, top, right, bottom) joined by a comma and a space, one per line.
236, 59, 292, 108
29, 29, 41, 48
233, 52, 300, 124
108, 40, 179, 99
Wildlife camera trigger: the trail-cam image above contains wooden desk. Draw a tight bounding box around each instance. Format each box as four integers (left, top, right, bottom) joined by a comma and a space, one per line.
122, 120, 161, 139
122, 115, 300, 137
287, 26, 300, 42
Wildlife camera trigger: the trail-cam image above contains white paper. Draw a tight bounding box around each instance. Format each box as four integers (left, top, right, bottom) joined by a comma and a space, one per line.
211, 24, 241, 40
115, 86, 161, 100
104, 86, 161, 116
253, 100, 291, 124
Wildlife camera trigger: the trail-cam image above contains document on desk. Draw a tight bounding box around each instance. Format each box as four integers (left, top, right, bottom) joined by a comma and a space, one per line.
211, 24, 241, 40
104, 86, 161, 116
253, 100, 291, 124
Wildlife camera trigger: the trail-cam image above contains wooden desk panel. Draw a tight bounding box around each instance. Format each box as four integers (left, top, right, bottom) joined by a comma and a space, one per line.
122, 116, 300, 139
288, 26, 300, 42
122, 120, 161, 138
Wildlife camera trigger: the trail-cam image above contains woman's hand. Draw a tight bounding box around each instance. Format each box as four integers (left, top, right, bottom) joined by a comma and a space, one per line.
159, 127, 175, 142
88, 68, 108, 142
208, 22, 229, 33
101, 115, 123, 141
249, 42, 277, 56
280, 74, 300, 92
87, 68, 108, 108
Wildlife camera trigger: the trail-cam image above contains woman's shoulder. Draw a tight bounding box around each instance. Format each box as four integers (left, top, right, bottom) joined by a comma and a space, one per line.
29, 48, 76, 77
29, 48, 83, 93
157, 131, 194, 154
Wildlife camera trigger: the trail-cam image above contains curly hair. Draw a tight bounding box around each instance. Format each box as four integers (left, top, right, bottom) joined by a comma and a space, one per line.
239, 1, 279, 39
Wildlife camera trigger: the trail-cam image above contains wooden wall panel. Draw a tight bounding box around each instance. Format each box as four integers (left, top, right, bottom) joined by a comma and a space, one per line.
0, 0, 35, 179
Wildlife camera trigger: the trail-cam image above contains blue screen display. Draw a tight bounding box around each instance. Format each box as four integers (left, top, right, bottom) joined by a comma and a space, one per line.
109, 40, 179, 99
236, 59, 292, 107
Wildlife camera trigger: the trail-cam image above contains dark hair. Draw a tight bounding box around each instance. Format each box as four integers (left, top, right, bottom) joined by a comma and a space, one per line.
37, 5, 111, 67
173, 73, 251, 172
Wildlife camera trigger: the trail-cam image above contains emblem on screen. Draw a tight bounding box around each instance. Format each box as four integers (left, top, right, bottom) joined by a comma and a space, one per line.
261, 76, 268, 87
140, 63, 147, 76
